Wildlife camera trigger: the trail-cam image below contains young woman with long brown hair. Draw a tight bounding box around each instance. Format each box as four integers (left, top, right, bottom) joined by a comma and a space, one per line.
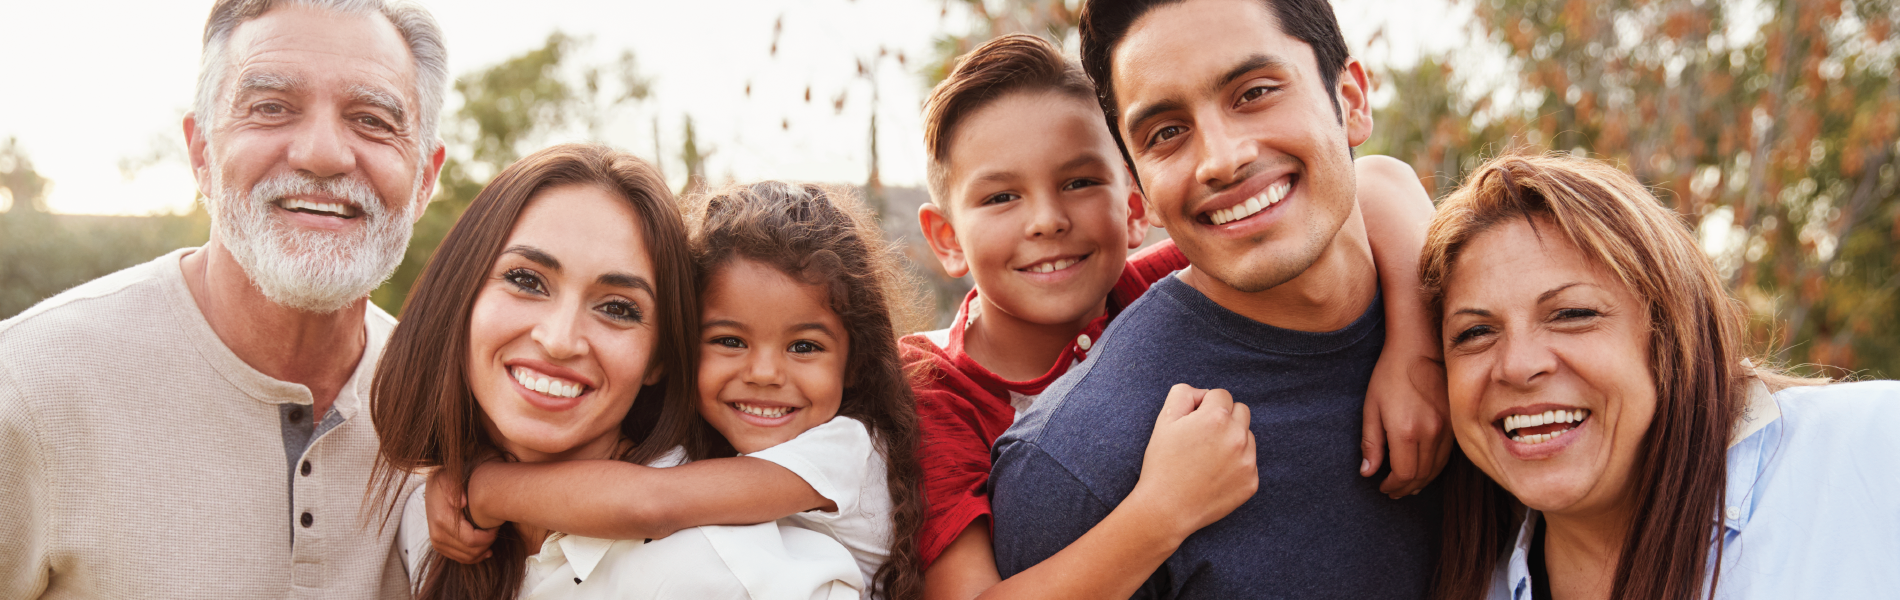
372, 145, 864, 599
416, 180, 928, 599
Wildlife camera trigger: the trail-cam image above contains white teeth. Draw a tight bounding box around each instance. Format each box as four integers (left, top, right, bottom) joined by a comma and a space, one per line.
512, 367, 584, 399
734, 403, 794, 419
1026, 257, 1080, 274
1503, 408, 1591, 443
281, 198, 353, 217
1209, 181, 1290, 225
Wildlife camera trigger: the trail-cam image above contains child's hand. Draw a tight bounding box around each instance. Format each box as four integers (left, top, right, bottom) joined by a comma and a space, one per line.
425, 467, 497, 564
1361, 348, 1451, 499
1131, 383, 1258, 541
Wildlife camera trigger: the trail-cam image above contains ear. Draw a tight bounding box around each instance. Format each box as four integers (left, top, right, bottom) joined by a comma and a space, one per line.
411, 142, 447, 222
918, 202, 970, 278
1122, 173, 1149, 249
184, 113, 212, 199
1339, 58, 1374, 148
1131, 162, 1175, 230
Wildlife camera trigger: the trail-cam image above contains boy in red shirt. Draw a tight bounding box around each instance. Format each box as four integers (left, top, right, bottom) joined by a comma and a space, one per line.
908, 34, 1447, 599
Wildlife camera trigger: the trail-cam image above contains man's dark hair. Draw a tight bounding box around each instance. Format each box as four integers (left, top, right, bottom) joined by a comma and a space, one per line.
1078, 0, 1350, 165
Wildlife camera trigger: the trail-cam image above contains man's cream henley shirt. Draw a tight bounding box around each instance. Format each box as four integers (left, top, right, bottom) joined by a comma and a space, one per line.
0, 248, 414, 599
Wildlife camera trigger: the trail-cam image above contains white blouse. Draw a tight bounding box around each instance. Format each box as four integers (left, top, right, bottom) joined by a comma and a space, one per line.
399, 448, 861, 600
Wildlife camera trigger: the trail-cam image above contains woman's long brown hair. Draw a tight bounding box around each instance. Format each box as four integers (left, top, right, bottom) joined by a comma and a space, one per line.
1420, 153, 1749, 600
369, 143, 700, 600
686, 181, 930, 600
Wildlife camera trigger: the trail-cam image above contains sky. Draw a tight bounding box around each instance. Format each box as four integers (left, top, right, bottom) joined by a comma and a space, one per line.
0, 0, 1469, 216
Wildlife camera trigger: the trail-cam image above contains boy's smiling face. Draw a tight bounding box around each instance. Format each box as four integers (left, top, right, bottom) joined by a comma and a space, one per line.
922, 90, 1148, 329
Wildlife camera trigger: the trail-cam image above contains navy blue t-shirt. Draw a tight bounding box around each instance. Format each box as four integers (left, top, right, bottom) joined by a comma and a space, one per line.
990, 274, 1438, 599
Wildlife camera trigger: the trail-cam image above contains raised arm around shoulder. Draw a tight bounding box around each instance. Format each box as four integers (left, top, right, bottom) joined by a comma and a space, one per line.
927, 385, 1256, 600
1353, 155, 1451, 498
468, 456, 833, 540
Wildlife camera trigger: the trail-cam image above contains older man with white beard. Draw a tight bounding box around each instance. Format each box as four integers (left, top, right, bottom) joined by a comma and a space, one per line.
0, 1, 446, 598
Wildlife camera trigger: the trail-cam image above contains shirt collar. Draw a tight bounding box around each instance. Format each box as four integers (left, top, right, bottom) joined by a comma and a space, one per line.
1721, 377, 1782, 535
944, 288, 1111, 395
1501, 379, 1786, 598
1505, 510, 1539, 600
554, 533, 616, 583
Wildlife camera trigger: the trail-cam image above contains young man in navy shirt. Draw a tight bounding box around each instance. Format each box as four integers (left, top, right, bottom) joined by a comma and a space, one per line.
989, 0, 1447, 597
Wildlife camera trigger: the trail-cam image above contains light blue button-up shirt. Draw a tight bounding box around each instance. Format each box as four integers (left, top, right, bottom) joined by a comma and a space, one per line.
1489, 380, 1900, 599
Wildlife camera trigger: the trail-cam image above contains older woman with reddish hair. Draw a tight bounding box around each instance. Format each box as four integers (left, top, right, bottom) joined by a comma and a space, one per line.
1421, 154, 1900, 600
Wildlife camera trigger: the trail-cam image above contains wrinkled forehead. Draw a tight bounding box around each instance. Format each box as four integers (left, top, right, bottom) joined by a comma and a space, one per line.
1443, 216, 1629, 309
222, 5, 418, 110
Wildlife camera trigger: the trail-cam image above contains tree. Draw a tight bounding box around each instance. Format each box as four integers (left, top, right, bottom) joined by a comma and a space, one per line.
1, 138, 209, 319
921, 0, 1080, 86
371, 32, 655, 314
1, 137, 49, 214
1368, 0, 1900, 376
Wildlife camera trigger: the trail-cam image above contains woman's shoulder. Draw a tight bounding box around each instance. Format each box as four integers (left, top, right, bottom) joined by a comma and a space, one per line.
1773, 380, 1900, 439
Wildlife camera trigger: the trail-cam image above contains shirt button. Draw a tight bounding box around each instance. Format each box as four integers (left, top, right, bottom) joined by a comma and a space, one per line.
288, 407, 305, 424
301, 512, 314, 528
1724, 506, 1741, 521
1076, 334, 1093, 351
573, 577, 582, 585
300, 461, 312, 476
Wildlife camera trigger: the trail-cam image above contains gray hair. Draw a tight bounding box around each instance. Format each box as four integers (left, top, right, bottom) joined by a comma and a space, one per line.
193, 0, 447, 154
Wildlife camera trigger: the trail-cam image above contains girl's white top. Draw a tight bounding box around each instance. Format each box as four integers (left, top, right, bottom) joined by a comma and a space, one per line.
742, 416, 895, 596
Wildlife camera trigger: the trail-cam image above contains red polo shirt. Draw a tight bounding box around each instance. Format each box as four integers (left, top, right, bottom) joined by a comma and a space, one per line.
904, 240, 1188, 567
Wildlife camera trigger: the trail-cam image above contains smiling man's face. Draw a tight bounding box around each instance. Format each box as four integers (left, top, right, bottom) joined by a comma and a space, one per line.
188, 4, 439, 312
1110, 0, 1370, 293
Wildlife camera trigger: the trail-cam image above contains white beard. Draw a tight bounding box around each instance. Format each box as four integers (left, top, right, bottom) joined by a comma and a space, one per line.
208, 169, 420, 314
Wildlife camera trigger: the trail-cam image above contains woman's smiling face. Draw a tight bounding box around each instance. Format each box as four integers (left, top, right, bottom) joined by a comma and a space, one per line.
1441, 217, 1656, 520
467, 184, 663, 463
696, 258, 848, 454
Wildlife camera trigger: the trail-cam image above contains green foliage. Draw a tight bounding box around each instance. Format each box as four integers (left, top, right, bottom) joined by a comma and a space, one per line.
2, 138, 210, 319
921, 0, 1080, 88
1368, 0, 1900, 377
371, 32, 654, 316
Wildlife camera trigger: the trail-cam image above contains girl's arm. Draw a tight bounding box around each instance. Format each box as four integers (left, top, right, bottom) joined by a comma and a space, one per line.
466, 457, 832, 538
924, 384, 1257, 600
1353, 155, 1451, 499
424, 455, 832, 563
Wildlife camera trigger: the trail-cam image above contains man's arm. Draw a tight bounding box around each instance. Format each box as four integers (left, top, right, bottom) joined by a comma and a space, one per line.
0, 368, 52, 599
988, 439, 1115, 579
928, 385, 1256, 600
1353, 155, 1451, 498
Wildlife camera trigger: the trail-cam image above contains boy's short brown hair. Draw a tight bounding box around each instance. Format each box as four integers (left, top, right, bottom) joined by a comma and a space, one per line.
923, 34, 1098, 207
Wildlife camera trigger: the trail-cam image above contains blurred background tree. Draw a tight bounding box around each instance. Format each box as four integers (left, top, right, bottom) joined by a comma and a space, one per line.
1, 137, 208, 318
4, 0, 1895, 377
371, 32, 657, 313
1364, 0, 1900, 377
